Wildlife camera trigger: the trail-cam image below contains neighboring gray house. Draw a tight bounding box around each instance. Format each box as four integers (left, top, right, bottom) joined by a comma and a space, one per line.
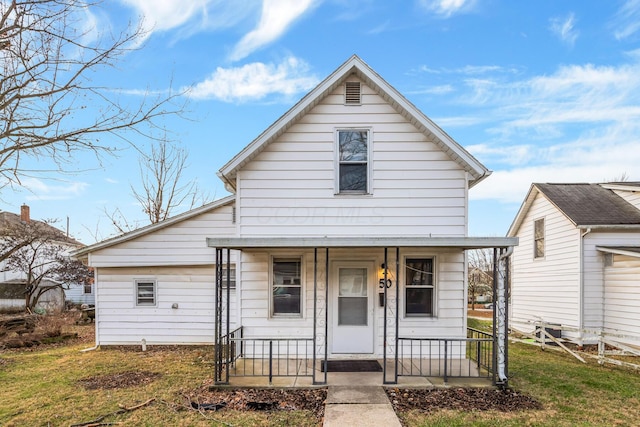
508, 182, 640, 347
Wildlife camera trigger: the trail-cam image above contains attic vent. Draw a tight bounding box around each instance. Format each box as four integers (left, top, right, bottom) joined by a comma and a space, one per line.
345, 81, 361, 105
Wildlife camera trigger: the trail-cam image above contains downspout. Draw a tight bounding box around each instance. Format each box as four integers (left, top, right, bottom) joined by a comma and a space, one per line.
579, 228, 591, 344
81, 265, 99, 352
496, 246, 513, 384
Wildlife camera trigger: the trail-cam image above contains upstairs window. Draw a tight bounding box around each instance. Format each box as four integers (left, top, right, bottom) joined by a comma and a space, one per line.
272, 258, 302, 316
338, 130, 369, 194
534, 218, 545, 259
405, 258, 435, 316
136, 280, 156, 306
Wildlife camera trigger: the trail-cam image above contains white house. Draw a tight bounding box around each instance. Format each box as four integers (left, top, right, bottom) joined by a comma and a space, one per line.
73, 56, 516, 385
508, 182, 640, 348
0, 206, 83, 313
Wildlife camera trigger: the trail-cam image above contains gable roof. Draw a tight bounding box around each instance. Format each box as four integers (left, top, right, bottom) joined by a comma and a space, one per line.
508, 183, 640, 236
0, 211, 83, 247
71, 195, 235, 258
217, 55, 490, 190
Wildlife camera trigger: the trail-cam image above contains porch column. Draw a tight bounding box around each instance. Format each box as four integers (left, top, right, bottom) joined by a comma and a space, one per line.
214, 247, 223, 384
492, 246, 512, 387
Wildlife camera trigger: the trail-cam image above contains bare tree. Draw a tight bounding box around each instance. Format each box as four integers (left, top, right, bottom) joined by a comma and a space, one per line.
0, 0, 180, 188
105, 139, 211, 234
1, 218, 91, 311
468, 249, 494, 310
133, 140, 208, 224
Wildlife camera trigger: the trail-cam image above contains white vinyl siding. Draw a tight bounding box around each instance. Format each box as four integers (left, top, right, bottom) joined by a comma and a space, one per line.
603, 254, 640, 347
88, 203, 236, 267
581, 231, 640, 336
96, 266, 237, 345
236, 78, 467, 238
510, 192, 581, 335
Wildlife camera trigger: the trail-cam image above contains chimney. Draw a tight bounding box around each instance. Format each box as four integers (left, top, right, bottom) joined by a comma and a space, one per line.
20, 204, 30, 223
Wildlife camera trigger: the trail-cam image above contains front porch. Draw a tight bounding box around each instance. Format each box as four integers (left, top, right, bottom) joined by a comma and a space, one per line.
210, 237, 514, 387
217, 326, 496, 387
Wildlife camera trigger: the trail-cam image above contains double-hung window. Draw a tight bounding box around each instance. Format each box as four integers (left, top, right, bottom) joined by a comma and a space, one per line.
272, 258, 302, 316
136, 280, 156, 306
337, 130, 369, 194
405, 258, 435, 316
534, 218, 545, 259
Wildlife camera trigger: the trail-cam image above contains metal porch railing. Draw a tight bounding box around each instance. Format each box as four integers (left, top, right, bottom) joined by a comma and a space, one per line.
397, 328, 494, 382
218, 327, 315, 383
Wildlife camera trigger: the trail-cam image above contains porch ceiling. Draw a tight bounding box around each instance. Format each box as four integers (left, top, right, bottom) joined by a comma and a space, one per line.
206, 236, 518, 249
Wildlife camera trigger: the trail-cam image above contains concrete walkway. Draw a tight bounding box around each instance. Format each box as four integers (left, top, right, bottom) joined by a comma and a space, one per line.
324, 386, 401, 427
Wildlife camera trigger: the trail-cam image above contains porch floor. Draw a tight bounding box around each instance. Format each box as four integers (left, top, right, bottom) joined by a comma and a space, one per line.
220, 357, 493, 388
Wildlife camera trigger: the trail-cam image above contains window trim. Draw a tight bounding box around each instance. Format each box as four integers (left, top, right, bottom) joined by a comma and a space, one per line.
533, 218, 545, 259
270, 255, 304, 318
335, 128, 372, 195
135, 279, 157, 307
403, 256, 437, 318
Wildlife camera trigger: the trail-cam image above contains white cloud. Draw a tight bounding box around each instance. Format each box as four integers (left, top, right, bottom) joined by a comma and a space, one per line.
549, 12, 579, 47
120, 0, 256, 41
407, 84, 454, 95
230, 0, 319, 61
427, 59, 640, 203
22, 179, 89, 201
419, 0, 477, 18
185, 56, 319, 102
610, 0, 640, 40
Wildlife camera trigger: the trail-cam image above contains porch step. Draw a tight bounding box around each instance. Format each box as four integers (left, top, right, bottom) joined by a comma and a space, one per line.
324, 386, 401, 427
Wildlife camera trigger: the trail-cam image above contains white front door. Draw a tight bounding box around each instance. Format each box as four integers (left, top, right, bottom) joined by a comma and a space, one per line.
331, 262, 374, 354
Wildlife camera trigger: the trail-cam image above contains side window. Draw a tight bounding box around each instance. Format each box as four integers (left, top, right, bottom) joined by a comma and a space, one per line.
337, 130, 369, 194
136, 280, 156, 306
534, 218, 545, 259
272, 258, 302, 316
83, 283, 92, 294
222, 267, 236, 288
405, 258, 435, 316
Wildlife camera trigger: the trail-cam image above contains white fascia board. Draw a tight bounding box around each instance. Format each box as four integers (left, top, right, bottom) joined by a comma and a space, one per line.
596, 246, 640, 258
71, 195, 236, 258
206, 236, 518, 249
600, 183, 640, 192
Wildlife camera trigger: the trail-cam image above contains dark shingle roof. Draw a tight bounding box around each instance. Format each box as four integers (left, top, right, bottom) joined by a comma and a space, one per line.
535, 183, 640, 226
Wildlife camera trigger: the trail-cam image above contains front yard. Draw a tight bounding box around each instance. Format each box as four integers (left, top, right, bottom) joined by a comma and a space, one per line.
1, 316, 639, 426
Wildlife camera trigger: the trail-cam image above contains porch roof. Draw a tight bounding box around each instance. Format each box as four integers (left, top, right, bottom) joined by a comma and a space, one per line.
206, 236, 518, 249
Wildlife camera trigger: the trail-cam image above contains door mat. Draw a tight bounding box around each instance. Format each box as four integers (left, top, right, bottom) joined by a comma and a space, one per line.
320, 360, 382, 372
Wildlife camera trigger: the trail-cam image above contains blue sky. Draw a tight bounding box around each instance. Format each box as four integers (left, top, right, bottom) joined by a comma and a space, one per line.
4, 0, 640, 243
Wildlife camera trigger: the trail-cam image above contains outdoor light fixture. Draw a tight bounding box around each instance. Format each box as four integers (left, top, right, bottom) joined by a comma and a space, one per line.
378, 263, 392, 289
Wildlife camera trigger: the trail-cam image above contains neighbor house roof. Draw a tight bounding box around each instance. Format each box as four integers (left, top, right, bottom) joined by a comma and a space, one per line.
217, 55, 490, 191
507, 183, 640, 236
0, 211, 83, 247
71, 195, 235, 258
